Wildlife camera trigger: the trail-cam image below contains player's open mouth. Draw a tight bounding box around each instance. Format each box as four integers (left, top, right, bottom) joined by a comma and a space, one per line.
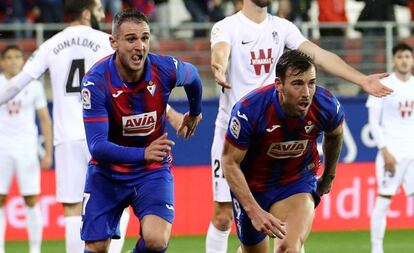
131, 55, 143, 64
298, 101, 309, 111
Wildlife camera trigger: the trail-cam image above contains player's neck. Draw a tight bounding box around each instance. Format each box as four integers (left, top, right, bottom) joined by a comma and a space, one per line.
114, 56, 143, 83
242, 4, 268, 23
395, 71, 411, 82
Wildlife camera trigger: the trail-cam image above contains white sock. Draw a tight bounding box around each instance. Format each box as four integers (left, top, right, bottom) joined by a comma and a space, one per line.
108, 209, 130, 253
0, 208, 5, 253
65, 216, 84, 253
206, 222, 231, 253
370, 196, 391, 253
26, 204, 42, 253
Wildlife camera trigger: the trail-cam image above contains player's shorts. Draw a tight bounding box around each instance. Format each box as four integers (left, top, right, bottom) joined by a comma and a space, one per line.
55, 140, 90, 203
81, 165, 174, 241
375, 154, 414, 196
0, 150, 40, 196
231, 174, 319, 246
211, 126, 232, 202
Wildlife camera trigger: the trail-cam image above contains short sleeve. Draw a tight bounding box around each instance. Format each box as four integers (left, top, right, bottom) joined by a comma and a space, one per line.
320, 93, 345, 133
283, 20, 308, 50
225, 102, 254, 150
210, 19, 231, 48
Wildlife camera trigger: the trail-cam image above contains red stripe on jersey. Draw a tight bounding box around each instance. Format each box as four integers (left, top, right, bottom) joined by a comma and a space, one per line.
84, 117, 108, 122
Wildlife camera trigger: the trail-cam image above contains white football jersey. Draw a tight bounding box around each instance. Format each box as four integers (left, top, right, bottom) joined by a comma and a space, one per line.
23, 25, 113, 145
366, 73, 414, 158
0, 74, 47, 151
210, 12, 307, 129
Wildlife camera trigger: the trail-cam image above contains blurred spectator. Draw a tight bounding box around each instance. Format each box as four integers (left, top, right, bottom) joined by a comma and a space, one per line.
356, 0, 406, 36
101, 0, 122, 20
276, 0, 292, 20
290, 0, 311, 23
152, 0, 170, 38
129, 0, 156, 17
318, 0, 347, 37
1, 0, 36, 38
408, 0, 414, 34
34, 0, 64, 23
183, 0, 225, 37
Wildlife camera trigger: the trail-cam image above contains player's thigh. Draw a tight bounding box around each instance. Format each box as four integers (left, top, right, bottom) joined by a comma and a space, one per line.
15, 152, 40, 196
375, 154, 402, 196
141, 214, 172, 243
270, 193, 315, 247
0, 153, 15, 195
132, 168, 174, 225
55, 140, 90, 203
211, 126, 231, 202
401, 158, 414, 195
81, 165, 130, 241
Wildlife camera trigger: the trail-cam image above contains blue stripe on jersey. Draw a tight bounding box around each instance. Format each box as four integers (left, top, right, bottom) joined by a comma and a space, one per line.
226, 85, 345, 191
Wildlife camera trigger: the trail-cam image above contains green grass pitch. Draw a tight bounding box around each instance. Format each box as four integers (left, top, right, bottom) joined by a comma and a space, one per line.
5, 230, 414, 253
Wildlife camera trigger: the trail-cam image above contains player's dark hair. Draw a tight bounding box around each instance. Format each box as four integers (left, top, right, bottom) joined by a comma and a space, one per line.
1, 45, 22, 59
392, 42, 413, 56
112, 8, 149, 37
276, 50, 315, 83
65, 0, 96, 22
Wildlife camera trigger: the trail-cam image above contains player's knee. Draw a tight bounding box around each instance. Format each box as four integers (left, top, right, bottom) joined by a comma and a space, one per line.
144, 236, 169, 252
85, 241, 109, 253
212, 211, 233, 230
276, 240, 303, 253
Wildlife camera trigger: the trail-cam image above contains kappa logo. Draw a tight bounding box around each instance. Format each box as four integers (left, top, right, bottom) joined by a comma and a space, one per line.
122, 111, 157, 136
266, 124, 281, 132
267, 140, 308, 159
112, 90, 124, 98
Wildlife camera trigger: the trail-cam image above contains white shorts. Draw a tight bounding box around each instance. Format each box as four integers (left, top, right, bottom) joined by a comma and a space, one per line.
55, 140, 90, 203
211, 126, 232, 202
0, 151, 40, 196
375, 154, 414, 196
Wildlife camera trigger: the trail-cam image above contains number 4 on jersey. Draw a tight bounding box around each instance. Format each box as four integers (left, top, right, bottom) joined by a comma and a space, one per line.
66, 59, 85, 93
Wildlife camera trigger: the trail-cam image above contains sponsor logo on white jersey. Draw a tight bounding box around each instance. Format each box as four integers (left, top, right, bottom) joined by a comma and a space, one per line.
81, 88, 91, 109
250, 48, 275, 75
266, 124, 281, 132
229, 116, 241, 139
266, 140, 308, 159
122, 111, 157, 136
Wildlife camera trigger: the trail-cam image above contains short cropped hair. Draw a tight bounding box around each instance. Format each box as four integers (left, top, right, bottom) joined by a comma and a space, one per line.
65, 0, 96, 21
1, 45, 22, 59
112, 8, 149, 37
276, 50, 315, 83
392, 42, 413, 56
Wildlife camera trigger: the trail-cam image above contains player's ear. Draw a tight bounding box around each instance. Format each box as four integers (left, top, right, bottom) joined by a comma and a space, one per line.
81, 8, 91, 23
275, 77, 283, 91
109, 36, 117, 50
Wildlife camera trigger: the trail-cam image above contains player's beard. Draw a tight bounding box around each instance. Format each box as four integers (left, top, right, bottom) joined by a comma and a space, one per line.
251, 0, 271, 8
90, 13, 101, 30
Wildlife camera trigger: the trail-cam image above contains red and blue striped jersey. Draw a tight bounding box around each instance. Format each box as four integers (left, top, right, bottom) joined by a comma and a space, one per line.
81, 52, 202, 173
225, 84, 345, 191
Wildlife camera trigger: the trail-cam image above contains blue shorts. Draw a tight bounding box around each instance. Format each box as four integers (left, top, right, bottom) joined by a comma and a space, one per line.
231, 174, 320, 246
80, 165, 174, 241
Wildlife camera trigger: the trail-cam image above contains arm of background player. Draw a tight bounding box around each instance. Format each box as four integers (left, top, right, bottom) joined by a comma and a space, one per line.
0, 71, 33, 104
317, 122, 344, 196
166, 104, 186, 136
298, 41, 392, 97
37, 106, 53, 169
211, 41, 231, 89
222, 140, 286, 239
368, 106, 397, 174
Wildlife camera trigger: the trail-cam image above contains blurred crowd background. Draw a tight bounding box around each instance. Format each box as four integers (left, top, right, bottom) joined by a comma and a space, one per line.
1, 0, 414, 98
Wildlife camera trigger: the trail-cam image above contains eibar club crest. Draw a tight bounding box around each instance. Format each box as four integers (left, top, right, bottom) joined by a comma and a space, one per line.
147, 80, 157, 96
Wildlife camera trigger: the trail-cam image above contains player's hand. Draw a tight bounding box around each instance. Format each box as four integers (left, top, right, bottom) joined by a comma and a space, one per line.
211, 63, 231, 89
316, 175, 335, 196
177, 113, 202, 139
381, 148, 397, 176
40, 153, 52, 170
248, 206, 286, 239
145, 133, 175, 162
359, 73, 393, 97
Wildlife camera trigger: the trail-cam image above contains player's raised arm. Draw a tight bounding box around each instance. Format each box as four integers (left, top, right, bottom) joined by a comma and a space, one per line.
299, 40, 392, 97
0, 71, 34, 104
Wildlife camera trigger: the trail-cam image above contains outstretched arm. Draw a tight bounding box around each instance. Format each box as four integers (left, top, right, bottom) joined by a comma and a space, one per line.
299, 41, 392, 97
37, 106, 53, 169
317, 122, 344, 196
211, 41, 231, 88
222, 139, 286, 239
0, 71, 33, 104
